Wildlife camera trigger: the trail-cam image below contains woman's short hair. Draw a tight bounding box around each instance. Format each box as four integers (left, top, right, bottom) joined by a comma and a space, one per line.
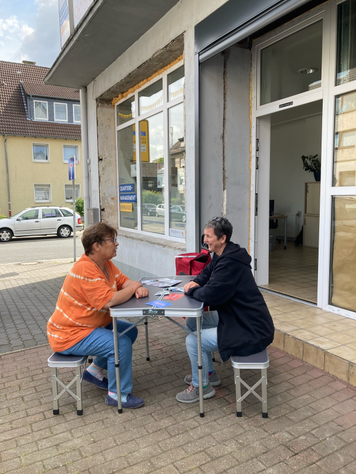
82, 222, 117, 255
205, 217, 233, 243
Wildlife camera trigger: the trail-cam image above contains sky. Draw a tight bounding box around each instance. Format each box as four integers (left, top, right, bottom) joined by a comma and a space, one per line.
0, 0, 60, 68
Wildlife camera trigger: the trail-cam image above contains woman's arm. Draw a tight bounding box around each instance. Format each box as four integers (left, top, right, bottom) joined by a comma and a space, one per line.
103, 280, 148, 309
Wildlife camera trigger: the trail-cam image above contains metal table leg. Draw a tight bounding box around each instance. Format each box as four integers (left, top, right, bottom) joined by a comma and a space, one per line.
284, 216, 287, 249
112, 318, 122, 413
145, 317, 150, 361
196, 311, 204, 417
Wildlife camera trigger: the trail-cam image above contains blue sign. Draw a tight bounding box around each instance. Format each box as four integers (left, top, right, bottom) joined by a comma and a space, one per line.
120, 194, 136, 202
146, 301, 172, 308
68, 156, 75, 181
119, 184, 134, 193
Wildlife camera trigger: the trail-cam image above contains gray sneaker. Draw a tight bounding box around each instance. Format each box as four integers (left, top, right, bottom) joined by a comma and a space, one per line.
184, 371, 221, 387
176, 382, 216, 404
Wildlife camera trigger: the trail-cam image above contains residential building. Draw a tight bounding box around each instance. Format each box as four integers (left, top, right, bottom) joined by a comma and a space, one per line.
0, 60, 82, 217
46, 0, 356, 320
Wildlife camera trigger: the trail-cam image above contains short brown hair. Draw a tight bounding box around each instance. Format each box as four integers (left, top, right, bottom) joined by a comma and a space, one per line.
81, 222, 117, 255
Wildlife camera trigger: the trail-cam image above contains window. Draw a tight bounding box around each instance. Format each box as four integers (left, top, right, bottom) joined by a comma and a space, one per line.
336, 0, 356, 86
34, 184, 51, 202
20, 209, 39, 220
260, 21, 322, 105
54, 102, 68, 122
42, 208, 62, 218
73, 104, 81, 123
63, 145, 79, 163
33, 144, 49, 162
333, 91, 356, 186
65, 184, 81, 202
60, 208, 73, 217
116, 64, 185, 240
34, 100, 48, 120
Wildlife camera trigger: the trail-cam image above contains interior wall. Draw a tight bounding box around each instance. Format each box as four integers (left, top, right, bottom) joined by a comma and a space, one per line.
270, 112, 322, 238
199, 45, 251, 248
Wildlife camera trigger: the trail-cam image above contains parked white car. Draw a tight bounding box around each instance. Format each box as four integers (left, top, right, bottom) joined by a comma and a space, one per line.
0, 206, 83, 242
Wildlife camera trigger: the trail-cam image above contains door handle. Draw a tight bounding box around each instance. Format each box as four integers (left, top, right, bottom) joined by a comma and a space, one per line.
35, 220, 39, 222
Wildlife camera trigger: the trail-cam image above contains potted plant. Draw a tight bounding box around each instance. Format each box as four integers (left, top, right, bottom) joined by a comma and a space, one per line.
301, 154, 321, 181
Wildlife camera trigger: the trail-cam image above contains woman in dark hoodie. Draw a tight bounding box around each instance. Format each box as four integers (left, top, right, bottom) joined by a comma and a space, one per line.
176, 217, 274, 404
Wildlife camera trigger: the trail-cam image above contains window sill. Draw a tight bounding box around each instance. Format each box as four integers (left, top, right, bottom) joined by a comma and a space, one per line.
117, 228, 186, 251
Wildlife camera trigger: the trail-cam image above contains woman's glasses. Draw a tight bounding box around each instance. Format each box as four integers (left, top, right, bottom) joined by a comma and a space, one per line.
103, 237, 118, 244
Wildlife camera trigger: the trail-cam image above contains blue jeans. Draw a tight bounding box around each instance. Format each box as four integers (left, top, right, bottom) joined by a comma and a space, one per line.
186, 311, 219, 385
60, 321, 137, 396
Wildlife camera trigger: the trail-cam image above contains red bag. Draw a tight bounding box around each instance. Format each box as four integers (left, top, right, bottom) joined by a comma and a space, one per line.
175, 249, 211, 276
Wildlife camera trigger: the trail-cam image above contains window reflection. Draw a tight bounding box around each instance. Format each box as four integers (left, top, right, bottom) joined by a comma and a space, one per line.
333, 91, 356, 186
117, 96, 135, 125
118, 126, 138, 230
168, 103, 186, 239
139, 80, 163, 115
140, 113, 165, 235
260, 21, 322, 105
336, 0, 356, 86
330, 196, 356, 312
168, 66, 184, 102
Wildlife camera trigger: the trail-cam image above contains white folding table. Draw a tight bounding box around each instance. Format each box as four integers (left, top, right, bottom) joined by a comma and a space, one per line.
109, 276, 205, 416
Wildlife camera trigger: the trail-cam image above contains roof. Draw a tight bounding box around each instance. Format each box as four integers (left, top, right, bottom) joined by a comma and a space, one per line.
0, 61, 81, 140
21, 82, 79, 100
45, 0, 180, 89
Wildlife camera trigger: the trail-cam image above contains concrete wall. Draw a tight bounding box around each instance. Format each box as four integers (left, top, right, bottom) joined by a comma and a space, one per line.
97, 101, 118, 228
0, 135, 82, 216
200, 46, 251, 249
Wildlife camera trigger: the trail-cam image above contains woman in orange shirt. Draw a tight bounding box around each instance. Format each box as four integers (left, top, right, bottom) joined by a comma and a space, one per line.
47, 222, 148, 408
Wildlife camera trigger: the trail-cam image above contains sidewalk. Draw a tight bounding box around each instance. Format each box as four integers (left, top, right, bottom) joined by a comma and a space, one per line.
2, 260, 356, 473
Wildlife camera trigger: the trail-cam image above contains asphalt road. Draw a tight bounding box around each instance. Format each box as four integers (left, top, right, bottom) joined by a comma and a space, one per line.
0, 232, 84, 264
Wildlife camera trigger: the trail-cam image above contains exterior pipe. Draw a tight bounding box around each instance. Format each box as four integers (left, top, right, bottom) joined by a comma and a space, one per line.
4, 135, 11, 217
80, 87, 90, 226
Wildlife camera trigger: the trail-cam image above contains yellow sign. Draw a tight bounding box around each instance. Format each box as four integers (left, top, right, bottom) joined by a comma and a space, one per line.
133, 120, 149, 162
120, 203, 133, 212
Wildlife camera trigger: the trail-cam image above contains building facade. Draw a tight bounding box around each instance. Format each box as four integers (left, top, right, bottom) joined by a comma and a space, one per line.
0, 61, 82, 217
46, 0, 356, 319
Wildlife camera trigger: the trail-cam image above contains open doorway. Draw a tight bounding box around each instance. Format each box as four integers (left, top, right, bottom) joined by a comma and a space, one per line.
259, 101, 322, 303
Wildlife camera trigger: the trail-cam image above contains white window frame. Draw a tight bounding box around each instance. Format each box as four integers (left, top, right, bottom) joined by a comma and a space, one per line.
64, 183, 81, 202
33, 100, 48, 121
73, 104, 81, 123
251, 0, 356, 319
54, 102, 68, 122
63, 144, 79, 163
115, 61, 185, 242
34, 184, 51, 203
32, 143, 50, 162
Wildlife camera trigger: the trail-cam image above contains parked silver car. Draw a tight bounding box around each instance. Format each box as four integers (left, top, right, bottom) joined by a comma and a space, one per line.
0, 206, 83, 242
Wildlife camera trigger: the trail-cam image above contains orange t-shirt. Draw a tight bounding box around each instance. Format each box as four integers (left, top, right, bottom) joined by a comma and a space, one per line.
47, 254, 129, 352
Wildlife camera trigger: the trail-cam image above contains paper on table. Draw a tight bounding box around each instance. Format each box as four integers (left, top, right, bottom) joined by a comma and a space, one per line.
141, 278, 181, 287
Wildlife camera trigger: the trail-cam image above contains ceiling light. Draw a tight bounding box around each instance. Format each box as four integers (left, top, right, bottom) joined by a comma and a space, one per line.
298, 67, 318, 74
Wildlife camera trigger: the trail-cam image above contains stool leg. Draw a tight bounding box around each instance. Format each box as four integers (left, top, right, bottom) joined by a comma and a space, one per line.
76, 366, 83, 416
234, 368, 242, 417
52, 367, 59, 415
261, 368, 268, 418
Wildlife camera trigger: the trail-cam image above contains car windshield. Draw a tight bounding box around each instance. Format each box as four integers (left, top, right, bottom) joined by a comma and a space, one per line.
10, 211, 23, 218
60, 208, 73, 217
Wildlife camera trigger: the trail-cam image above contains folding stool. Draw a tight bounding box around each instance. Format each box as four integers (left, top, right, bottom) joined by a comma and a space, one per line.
47, 353, 87, 416
231, 349, 269, 418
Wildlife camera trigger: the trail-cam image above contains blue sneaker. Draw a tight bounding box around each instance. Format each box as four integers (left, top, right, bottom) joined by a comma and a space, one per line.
83, 370, 108, 390
105, 394, 144, 409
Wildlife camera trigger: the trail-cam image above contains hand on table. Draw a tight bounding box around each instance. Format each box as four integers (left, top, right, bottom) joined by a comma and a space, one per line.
183, 281, 200, 293
135, 286, 149, 299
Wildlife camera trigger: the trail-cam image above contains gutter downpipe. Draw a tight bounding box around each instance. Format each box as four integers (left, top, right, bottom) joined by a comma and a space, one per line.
80, 87, 90, 227
4, 135, 11, 217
